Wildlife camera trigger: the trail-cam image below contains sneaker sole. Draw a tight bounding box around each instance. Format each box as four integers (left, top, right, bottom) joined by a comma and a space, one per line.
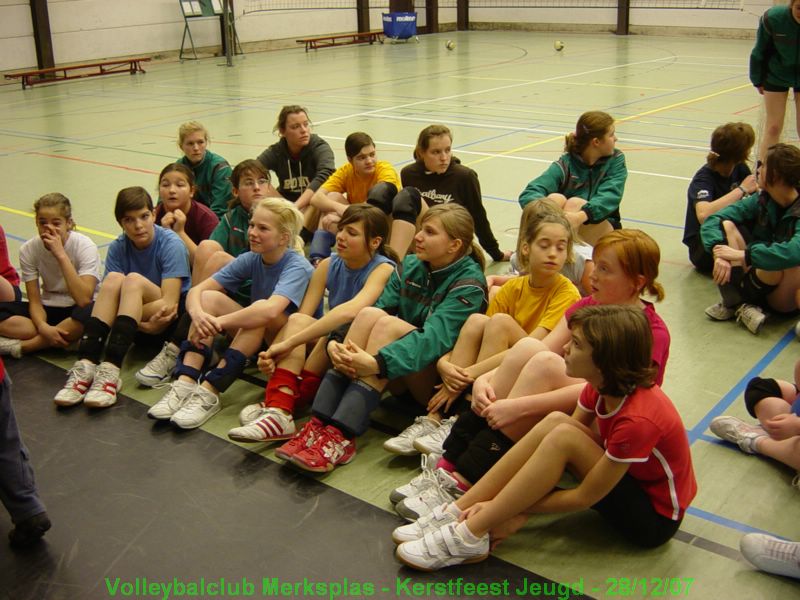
135, 371, 170, 387
290, 451, 355, 473
394, 547, 488, 572
54, 396, 84, 407
227, 431, 295, 443
382, 441, 420, 456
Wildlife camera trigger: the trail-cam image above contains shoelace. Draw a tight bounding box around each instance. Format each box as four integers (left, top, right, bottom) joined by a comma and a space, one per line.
94, 364, 118, 387
400, 416, 434, 439
760, 537, 800, 562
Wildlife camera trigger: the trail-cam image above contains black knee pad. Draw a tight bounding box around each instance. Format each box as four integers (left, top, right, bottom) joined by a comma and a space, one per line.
744, 376, 782, 417
203, 347, 248, 393
454, 427, 514, 485
741, 270, 778, 306
391, 186, 422, 225
366, 182, 398, 215
105, 315, 139, 367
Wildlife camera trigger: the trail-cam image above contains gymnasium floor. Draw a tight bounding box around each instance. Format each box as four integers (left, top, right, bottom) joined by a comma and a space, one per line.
1, 29, 799, 599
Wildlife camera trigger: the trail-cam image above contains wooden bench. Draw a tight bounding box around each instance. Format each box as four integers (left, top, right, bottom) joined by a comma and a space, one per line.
297, 31, 383, 53
4, 57, 151, 90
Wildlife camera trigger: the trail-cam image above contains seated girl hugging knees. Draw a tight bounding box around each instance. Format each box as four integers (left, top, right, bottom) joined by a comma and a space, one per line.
0, 194, 100, 358
155, 163, 219, 264
519, 111, 627, 246
136, 160, 274, 387
227, 204, 396, 443
382, 203, 580, 456
701, 142, 800, 334
683, 122, 757, 273
274, 204, 487, 473
148, 198, 313, 430
390, 229, 669, 522
54, 187, 190, 408
711, 357, 800, 485
309, 132, 401, 264
392, 304, 696, 571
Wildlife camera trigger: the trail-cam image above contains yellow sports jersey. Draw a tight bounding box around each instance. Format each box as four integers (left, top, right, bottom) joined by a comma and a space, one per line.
321, 161, 400, 204
487, 273, 580, 333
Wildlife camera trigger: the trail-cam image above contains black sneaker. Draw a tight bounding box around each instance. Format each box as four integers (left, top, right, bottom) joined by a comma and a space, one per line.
9, 511, 51, 548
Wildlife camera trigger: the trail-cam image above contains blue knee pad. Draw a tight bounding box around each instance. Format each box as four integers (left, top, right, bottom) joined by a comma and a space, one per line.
309, 230, 336, 261
311, 369, 351, 420
391, 186, 422, 225
329, 379, 381, 437
174, 340, 213, 382
202, 348, 247, 393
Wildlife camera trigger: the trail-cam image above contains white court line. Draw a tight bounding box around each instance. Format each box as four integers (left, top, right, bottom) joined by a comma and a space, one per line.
314, 56, 676, 126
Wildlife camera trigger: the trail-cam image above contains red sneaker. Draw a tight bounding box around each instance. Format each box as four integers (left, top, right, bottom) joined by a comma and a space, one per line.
291, 425, 356, 473
275, 417, 324, 461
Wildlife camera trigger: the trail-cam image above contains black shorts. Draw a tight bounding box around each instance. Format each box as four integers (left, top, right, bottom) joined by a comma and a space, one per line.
686, 237, 713, 273
762, 82, 798, 94
0, 300, 92, 325
592, 473, 681, 548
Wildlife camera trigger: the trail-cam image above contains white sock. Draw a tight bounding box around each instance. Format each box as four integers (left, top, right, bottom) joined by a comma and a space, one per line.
444, 502, 462, 518
455, 520, 483, 545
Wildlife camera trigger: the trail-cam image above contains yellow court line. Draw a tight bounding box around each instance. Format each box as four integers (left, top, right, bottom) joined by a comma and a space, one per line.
464, 82, 752, 168
0, 205, 117, 240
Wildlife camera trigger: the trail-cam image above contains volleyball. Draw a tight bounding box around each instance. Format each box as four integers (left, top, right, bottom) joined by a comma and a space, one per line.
445, 40, 456, 51
554, 40, 564, 51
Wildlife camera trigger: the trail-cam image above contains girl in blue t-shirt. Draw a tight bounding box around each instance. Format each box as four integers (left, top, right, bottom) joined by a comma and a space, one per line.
53, 187, 190, 409
149, 198, 314, 430
227, 204, 397, 444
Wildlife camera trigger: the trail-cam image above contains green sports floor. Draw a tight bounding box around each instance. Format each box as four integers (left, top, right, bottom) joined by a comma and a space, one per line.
1, 29, 799, 599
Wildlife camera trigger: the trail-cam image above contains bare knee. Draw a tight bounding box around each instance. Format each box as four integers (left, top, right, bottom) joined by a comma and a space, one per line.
527, 351, 567, 378
99, 272, 125, 292
462, 313, 490, 335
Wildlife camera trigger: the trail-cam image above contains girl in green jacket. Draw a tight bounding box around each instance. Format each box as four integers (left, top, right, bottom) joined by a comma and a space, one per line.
276, 204, 488, 474
518, 111, 627, 246
702, 143, 800, 334
750, 1, 800, 162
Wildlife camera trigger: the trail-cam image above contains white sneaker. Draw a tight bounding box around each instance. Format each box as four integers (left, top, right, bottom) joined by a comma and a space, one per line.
414, 416, 456, 455
736, 303, 766, 335
709, 416, 767, 454
148, 379, 198, 420
395, 522, 489, 571
390, 453, 440, 504
392, 503, 459, 544
740, 533, 800, 579
54, 360, 96, 406
0, 336, 22, 359
227, 407, 296, 443
135, 342, 178, 387
238, 402, 267, 426
170, 385, 220, 429
383, 416, 440, 455
395, 468, 463, 522
705, 302, 736, 321
83, 362, 122, 408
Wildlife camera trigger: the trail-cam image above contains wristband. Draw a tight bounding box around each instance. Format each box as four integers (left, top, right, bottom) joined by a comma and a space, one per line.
737, 185, 747, 197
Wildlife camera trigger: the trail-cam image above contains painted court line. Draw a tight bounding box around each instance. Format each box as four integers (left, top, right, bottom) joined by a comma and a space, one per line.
687, 329, 796, 444
0, 205, 117, 240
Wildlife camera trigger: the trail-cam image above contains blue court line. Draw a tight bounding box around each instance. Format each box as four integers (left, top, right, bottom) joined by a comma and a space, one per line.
3, 232, 26, 243
685, 506, 784, 536
687, 328, 796, 444
623, 217, 683, 231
